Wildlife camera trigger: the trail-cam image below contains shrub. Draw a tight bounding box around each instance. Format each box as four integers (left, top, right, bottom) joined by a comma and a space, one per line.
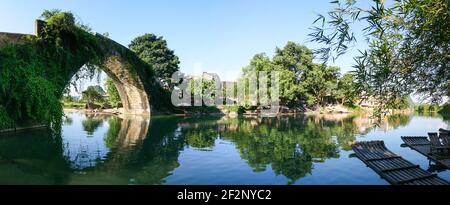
438, 104, 450, 116
0, 106, 13, 130
415, 104, 439, 113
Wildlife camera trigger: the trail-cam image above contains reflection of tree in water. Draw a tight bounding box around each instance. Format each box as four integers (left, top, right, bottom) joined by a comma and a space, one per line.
219, 116, 341, 184
414, 112, 449, 125
386, 114, 412, 129
0, 129, 71, 184
81, 116, 104, 136
134, 129, 183, 183
163, 115, 361, 183
104, 117, 121, 149
443, 115, 450, 125
413, 112, 449, 128
63, 114, 130, 170
184, 128, 217, 149
175, 117, 222, 149
126, 117, 186, 184
354, 113, 412, 134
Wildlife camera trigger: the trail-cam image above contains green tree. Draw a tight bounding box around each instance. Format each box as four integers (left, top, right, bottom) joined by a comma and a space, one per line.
240, 53, 302, 106
81, 116, 104, 136
81, 86, 104, 109
105, 77, 121, 108
0, 106, 13, 129
272, 42, 313, 106
273, 41, 314, 78
336, 73, 358, 106
129, 33, 180, 85
301, 65, 340, 107
39, 9, 92, 32
239, 42, 341, 108
310, 0, 449, 113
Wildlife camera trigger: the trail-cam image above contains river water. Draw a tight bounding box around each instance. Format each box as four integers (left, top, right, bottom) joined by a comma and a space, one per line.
0, 111, 449, 184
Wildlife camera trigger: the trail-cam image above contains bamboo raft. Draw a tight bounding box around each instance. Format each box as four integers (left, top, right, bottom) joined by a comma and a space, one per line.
401, 136, 450, 169
351, 141, 449, 185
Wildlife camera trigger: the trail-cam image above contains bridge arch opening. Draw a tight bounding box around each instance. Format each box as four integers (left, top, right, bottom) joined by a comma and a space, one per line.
65, 55, 151, 116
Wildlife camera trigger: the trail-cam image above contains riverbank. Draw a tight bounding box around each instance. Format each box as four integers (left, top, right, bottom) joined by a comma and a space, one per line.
62, 105, 399, 117
0, 124, 47, 134
178, 105, 363, 118
0, 106, 420, 134
64, 108, 124, 115
304, 105, 355, 115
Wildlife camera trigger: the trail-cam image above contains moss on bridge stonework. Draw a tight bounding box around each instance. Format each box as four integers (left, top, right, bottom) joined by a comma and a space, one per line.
0, 12, 174, 130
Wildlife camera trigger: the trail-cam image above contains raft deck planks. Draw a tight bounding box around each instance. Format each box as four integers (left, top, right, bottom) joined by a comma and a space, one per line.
401, 136, 450, 169
352, 141, 448, 185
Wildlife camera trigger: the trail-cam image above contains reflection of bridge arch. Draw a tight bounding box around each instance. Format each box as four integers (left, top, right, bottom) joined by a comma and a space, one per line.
114, 115, 150, 149
65, 115, 185, 184
62, 113, 150, 171
0, 20, 161, 115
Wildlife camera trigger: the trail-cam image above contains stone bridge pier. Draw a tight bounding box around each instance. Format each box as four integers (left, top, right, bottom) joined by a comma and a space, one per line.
101, 55, 151, 115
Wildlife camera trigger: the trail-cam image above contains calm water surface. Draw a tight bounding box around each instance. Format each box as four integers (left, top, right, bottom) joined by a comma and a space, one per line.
0, 111, 449, 185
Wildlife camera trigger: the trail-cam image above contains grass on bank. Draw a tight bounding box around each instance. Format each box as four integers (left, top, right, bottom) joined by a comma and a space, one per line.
62, 101, 85, 109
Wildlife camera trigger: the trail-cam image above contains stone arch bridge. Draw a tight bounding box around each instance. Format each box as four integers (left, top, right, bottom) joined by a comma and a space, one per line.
0, 20, 172, 115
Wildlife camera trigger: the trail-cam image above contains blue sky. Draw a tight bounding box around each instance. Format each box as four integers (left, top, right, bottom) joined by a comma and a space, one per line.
0, 0, 366, 82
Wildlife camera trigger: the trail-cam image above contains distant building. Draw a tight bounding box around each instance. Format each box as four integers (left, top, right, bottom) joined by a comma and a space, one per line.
187, 72, 220, 82
201, 72, 219, 81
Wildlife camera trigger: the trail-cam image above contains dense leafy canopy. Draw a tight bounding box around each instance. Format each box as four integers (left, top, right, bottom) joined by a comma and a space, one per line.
310, 0, 450, 113
336, 73, 358, 106
129, 33, 180, 85
239, 42, 351, 108
81, 86, 104, 109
